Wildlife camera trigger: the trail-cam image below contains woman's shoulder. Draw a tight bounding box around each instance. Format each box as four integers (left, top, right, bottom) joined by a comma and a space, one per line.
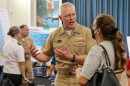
88, 44, 103, 57
91, 44, 103, 51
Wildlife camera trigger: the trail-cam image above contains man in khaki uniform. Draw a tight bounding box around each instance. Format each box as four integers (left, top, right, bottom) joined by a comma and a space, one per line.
30, 2, 96, 86
19, 25, 33, 79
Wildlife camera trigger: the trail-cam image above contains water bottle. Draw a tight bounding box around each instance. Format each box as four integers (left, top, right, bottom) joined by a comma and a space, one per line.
51, 79, 55, 86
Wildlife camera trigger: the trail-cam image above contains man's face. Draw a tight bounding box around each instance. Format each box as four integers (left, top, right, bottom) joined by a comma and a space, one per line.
59, 7, 77, 30
21, 26, 29, 37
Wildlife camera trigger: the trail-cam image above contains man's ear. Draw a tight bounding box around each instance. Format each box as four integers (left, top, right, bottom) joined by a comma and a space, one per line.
59, 16, 61, 20
59, 15, 63, 21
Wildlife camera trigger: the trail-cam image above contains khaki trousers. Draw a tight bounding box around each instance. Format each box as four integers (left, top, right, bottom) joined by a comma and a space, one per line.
25, 59, 33, 78
55, 71, 80, 86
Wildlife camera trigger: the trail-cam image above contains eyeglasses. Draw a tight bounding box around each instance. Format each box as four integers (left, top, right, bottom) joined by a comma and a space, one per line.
63, 13, 76, 19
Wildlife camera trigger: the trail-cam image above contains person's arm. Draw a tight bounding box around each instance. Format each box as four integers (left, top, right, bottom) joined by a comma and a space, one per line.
47, 56, 56, 76
77, 75, 88, 86
54, 46, 87, 65
75, 66, 88, 86
49, 64, 55, 73
47, 64, 55, 76
35, 53, 51, 62
19, 62, 29, 83
30, 45, 51, 62
74, 55, 87, 65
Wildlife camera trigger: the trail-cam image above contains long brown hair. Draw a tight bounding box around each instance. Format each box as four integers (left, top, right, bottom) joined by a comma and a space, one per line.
96, 14, 127, 69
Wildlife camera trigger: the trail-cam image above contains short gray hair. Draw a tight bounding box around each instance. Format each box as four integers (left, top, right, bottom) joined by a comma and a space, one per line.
7, 26, 21, 37
60, 2, 75, 15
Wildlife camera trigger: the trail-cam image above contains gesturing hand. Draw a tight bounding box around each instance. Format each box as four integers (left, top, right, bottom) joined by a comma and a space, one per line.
74, 65, 82, 75
29, 45, 40, 58
54, 45, 73, 61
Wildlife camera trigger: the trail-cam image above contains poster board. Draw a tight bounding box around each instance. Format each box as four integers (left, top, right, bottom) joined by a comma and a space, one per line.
29, 26, 56, 47
36, 0, 61, 29
29, 26, 55, 66
0, 9, 10, 44
33, 0, 61, 66
0, 8, 10, 65
0, 21, 4, 56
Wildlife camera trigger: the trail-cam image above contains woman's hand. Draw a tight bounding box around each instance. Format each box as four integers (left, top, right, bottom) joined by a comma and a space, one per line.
23, 77, 31, 84
73, 65, 82, 75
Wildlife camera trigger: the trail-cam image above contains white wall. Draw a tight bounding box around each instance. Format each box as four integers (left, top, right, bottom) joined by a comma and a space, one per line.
0, 0, 36, 26
0, 0, 8, 9
8, 0, 31, 26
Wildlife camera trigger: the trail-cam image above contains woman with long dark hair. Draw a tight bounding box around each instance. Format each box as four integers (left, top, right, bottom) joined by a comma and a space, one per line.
75, 14, 128, 86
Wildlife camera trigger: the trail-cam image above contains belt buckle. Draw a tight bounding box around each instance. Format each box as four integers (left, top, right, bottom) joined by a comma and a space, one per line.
65, 71, 72, 75
25, 58, 30, 61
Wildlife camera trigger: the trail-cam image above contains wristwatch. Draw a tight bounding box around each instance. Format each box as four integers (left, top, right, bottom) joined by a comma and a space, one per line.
70, 55, 76, 62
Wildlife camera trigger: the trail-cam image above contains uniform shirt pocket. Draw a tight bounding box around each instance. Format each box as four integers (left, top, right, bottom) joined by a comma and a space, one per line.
53, 42, 64, 50
73, 42, 86, 54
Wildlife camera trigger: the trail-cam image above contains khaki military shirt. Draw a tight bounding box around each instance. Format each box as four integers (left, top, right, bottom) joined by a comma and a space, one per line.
42, 23, 96, 69
19, 37, 33, 60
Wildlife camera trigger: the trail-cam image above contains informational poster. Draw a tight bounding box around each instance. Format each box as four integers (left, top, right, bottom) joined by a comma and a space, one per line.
0, 21, 4, 56
0, 8, 10, 56
32, 0, 61, 65
37, 0, 61, 29
29, 26, 54, 65
127, 36, 130, 58
29, 26, 51, 47
0, 9, 10, 65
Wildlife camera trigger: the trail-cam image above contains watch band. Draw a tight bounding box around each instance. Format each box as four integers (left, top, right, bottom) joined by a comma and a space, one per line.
70, 55, 75, 62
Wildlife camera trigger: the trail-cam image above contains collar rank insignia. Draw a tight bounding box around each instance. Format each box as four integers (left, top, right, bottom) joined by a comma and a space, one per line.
17, 43, 21, 45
